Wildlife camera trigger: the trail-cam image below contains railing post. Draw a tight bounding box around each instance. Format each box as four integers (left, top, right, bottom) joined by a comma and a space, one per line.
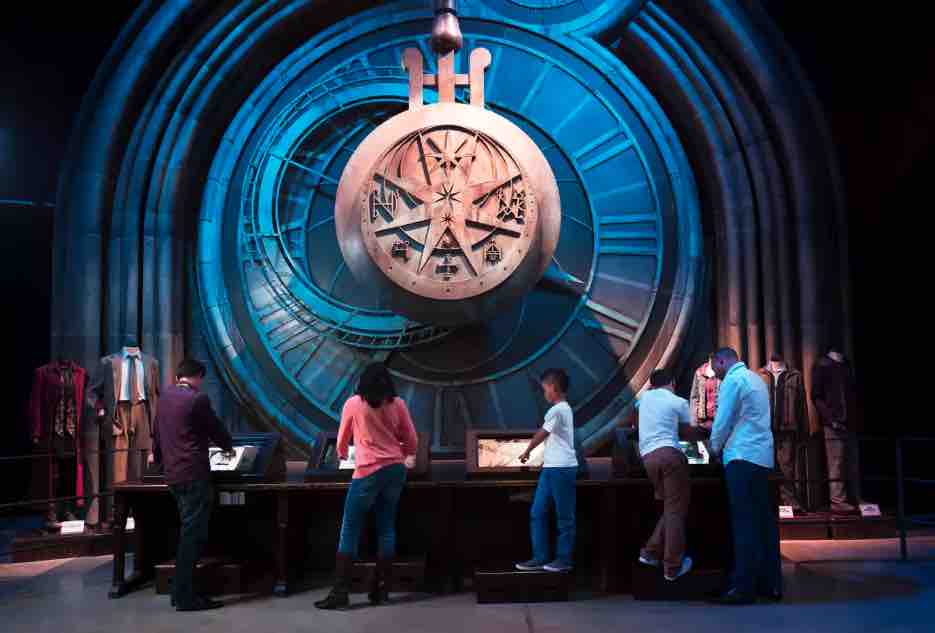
896, 437, 907, 561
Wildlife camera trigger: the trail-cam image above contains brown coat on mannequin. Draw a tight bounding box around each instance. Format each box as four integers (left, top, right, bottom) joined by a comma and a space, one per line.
756, 366, 808, 435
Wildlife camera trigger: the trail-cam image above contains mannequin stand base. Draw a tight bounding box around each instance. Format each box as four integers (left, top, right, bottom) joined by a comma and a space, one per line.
779, 511, 898, 540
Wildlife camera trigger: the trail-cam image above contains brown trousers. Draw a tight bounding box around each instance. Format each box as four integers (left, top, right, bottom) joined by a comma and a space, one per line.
113, 401, 152, 485
641, 446, 691, 577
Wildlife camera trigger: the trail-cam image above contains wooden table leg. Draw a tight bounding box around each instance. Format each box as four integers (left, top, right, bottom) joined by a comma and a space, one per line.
429, 486, 455, 593
595, 486, 619, 594
133, 498, 155, 583
108, 490, 129, 598
110, 490, 158, 598
274, 491, 289, 596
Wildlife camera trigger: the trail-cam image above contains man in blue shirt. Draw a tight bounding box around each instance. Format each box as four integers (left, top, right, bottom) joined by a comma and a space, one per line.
708, 348, 781, 605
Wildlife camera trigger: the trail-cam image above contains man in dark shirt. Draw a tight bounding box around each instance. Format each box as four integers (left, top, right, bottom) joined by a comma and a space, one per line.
153, 359, 233, 611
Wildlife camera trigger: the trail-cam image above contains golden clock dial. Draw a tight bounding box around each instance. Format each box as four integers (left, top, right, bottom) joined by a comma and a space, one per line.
360, 125, 538, 301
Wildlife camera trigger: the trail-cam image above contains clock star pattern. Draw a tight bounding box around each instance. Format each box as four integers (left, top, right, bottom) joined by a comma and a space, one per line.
364, 126, 535, 294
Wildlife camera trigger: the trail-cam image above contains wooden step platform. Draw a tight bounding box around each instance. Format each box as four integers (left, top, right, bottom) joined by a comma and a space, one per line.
474, 568, 572, 603
155, 557, 273, 596
9, 528, 129, 563
631, 562, 724, 601
349, 558, 426, 593
351, 558, 425, 593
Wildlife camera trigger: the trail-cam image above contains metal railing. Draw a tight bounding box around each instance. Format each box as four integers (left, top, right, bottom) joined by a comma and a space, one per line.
777, 435, 935, 561
890, 437, 935, 560
0, 444, 157, 559
1, 436, 933, 561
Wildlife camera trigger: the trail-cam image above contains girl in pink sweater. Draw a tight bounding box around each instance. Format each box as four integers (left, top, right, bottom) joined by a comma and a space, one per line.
315, 363, 418, 610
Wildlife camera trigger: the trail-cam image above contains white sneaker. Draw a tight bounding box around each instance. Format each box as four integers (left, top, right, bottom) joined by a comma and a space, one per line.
543, 560, 572, 573
639, 554, 661, 567
664, 556, 693, 581
515, 559, 547, 571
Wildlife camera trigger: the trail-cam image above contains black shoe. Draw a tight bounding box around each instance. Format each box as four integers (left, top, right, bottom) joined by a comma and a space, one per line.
758, 589, 783, 602
315, 590, 350, 610
172, 592, 215, 608
316, 553, 353, 610
369, 557, 391, 605
176, 597, 223, 611
709, 588, 756, 605
368, 585, 389, 606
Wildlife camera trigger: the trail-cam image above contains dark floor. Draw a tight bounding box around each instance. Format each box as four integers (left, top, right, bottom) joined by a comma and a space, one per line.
1, 538, 933, 633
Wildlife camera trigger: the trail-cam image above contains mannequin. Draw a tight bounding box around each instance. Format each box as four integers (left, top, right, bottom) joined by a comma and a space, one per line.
757, 354, 808, 511
28, 358, 87, 530
689, 354, 721, 431
86, 339, 160, 527
811, 348, 861, 514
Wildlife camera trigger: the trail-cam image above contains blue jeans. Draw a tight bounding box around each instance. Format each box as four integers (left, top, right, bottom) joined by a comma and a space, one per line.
337, 463, 406, 558
168, 479, 213, 606
531, 466, 577, 564
725, 460, 782, 596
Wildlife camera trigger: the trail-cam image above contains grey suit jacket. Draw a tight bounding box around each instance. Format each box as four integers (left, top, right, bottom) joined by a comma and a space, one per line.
87, 353, 160, 441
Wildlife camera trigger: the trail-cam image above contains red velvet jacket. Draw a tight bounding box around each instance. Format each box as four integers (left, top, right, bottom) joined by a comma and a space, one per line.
28, 361, 87, 499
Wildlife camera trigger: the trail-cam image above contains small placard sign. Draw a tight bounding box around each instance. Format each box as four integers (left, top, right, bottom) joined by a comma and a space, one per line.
859, 503, 881, 517
778, 505, 795, 519
219, 491, 246, 506
60, 520, 85, 535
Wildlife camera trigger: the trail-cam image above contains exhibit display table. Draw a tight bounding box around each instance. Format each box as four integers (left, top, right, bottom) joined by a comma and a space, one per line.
109, 467, 737, 599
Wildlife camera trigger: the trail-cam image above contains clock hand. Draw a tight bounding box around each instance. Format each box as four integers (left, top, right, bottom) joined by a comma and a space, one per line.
445, 210, 483, 277
456, 132, 480, 184
466, 172, 522, 205
464, 217, 522, 237
418, 216, 450, 274
374, 172, 434, 203
537, 262, 586, 297
375, 202, 431, 233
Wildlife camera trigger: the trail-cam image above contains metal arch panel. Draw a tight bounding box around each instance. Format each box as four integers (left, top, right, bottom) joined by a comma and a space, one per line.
54, 0, 848, 457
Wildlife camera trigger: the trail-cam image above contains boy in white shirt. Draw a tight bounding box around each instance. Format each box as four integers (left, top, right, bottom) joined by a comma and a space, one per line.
515, 369, 578, 573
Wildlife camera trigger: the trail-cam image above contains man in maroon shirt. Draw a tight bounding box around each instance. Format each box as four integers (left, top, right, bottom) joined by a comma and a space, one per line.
153, 359, 233, 611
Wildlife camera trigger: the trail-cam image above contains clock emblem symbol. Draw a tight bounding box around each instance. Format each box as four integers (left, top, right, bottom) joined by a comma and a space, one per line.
336, 46, 560, 325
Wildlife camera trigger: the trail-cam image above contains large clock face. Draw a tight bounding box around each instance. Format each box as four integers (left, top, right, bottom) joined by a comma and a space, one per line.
335, 96, 563, 326
360, 124, 539, 299
197, 17, 702, 454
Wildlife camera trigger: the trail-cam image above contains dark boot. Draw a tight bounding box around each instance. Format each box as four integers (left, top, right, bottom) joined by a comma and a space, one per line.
369, 557, 391, 605
315, 553, 352, 610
